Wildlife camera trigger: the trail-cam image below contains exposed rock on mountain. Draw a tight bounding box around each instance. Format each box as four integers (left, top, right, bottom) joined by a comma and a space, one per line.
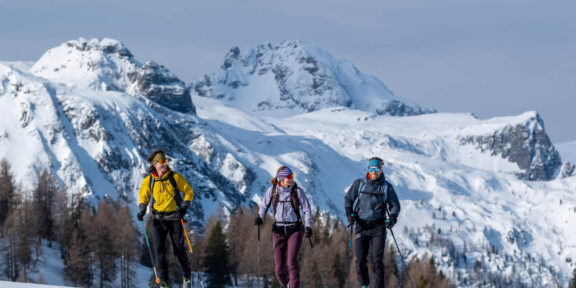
459, 112, 562, 180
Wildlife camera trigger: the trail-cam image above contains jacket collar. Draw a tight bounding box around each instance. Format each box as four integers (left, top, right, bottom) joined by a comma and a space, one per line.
277, 182, 295, 191
365, 173, 385, 185
153, 167, 172, 180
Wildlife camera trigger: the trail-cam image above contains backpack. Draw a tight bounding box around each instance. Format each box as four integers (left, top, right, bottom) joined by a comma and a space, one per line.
266, 183, 302, 225
149, 171, 184, 211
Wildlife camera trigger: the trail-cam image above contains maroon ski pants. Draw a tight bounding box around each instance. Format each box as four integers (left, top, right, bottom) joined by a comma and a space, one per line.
272, 229, 303, 288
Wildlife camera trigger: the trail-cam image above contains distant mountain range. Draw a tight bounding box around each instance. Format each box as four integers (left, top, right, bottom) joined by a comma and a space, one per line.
1, 38, 574, 286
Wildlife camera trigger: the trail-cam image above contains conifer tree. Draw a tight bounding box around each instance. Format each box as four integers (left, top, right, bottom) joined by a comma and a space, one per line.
331, 251, 346, 288
65, 226, 93, 286
0, 159, 16, 235
64, 205, 93, 287
569, 268, 576, 288
2, 212, 19, 281
12, 198, 35, 282
91, 199, 120, 288
203, 221, 231, 288
226, 206, 253, 286
385, 244, 400, 287
116, 205, 138, 288
32, 169, 58, 247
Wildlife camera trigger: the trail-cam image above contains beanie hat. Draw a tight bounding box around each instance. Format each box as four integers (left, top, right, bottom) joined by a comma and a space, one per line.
151, 152, 167, 165
277, 167, 293, 182
368, 158, 382, 168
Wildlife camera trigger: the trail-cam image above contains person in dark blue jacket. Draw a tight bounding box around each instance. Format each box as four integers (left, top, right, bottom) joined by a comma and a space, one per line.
344, 157, 401, 288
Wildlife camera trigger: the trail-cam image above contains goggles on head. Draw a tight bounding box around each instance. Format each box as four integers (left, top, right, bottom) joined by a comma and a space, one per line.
152, 153, 167, 165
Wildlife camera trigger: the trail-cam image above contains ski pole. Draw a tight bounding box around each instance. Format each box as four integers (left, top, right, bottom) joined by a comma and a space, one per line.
181, 218, 194, 255
387, 225, 414, 288
257, 224, 261, 288
385, 207, 414, 288
307, 236, 327, 288
142, 220, 161, 285
178, 208, 204, 288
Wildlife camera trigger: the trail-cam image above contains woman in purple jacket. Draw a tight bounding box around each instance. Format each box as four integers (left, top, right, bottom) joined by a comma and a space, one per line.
254, 166, 313, 288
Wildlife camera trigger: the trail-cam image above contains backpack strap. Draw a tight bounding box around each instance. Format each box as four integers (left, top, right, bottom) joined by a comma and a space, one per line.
353, 180, 365, 214
166, 171, 183, 209
268, 183, 302, 225
148, 171, 184, 211
149, 175, 156, 208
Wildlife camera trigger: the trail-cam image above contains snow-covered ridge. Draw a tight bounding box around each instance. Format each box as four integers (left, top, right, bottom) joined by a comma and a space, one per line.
30, 38, 194, 113
194, 40, 435, 117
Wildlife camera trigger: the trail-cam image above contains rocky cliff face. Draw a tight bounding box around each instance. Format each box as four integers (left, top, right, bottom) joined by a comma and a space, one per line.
194, 41, 435, 116
459, 112, 562, 180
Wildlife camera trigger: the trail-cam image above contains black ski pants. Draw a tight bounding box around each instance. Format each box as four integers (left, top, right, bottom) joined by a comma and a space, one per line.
355, 223, 386, 288
152, 218, 191, 282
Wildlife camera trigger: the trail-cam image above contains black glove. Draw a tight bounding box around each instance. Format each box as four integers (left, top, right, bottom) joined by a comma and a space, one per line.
254, 216, 263, 226
346, 207, 358, 224
178, 207, 188, 219
305, 227, 313, 238
137, 210, 146, 222
385, 217, 397, 229
345, 207, 352, 224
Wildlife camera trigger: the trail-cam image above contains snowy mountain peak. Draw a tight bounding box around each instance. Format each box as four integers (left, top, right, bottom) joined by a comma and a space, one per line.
30, 38, 194, 113
194, 40, 435, 117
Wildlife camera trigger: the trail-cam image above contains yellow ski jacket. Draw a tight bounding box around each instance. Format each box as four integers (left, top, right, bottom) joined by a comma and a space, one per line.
139, 168, 194, 214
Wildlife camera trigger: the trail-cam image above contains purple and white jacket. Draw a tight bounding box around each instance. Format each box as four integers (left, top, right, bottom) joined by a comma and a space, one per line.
258, 183, 313, 228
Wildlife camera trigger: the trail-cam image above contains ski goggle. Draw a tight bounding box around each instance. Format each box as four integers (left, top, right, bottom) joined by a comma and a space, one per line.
157, 159, 168, 165
368, 168, 381, 173
286, 173, 294, 180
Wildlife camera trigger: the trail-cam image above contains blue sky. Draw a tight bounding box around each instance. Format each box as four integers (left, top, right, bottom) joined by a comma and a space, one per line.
1, 0, 575, 143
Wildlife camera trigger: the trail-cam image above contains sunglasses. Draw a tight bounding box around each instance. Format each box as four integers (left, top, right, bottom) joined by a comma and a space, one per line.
286, 173, 294, 180
157, 159, 168, 165
368, 168, 381, 173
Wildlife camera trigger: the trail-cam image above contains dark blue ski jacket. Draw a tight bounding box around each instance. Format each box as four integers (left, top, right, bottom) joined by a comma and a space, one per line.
344, 174, 401, 221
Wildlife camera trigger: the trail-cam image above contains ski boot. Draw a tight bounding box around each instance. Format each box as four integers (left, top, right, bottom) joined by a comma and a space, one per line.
158, 282, 169, 288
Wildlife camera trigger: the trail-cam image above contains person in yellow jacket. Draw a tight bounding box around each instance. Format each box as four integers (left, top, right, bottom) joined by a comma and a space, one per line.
137, 149, 194, 288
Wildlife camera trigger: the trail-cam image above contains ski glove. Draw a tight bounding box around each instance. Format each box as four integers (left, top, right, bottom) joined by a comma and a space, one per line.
345, 207, 358, 224
254, 216, 263, 226
178, 207, 187, 219
305, 227, 313, 238
385, 217, 397, 229
137, 210, 146, 222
